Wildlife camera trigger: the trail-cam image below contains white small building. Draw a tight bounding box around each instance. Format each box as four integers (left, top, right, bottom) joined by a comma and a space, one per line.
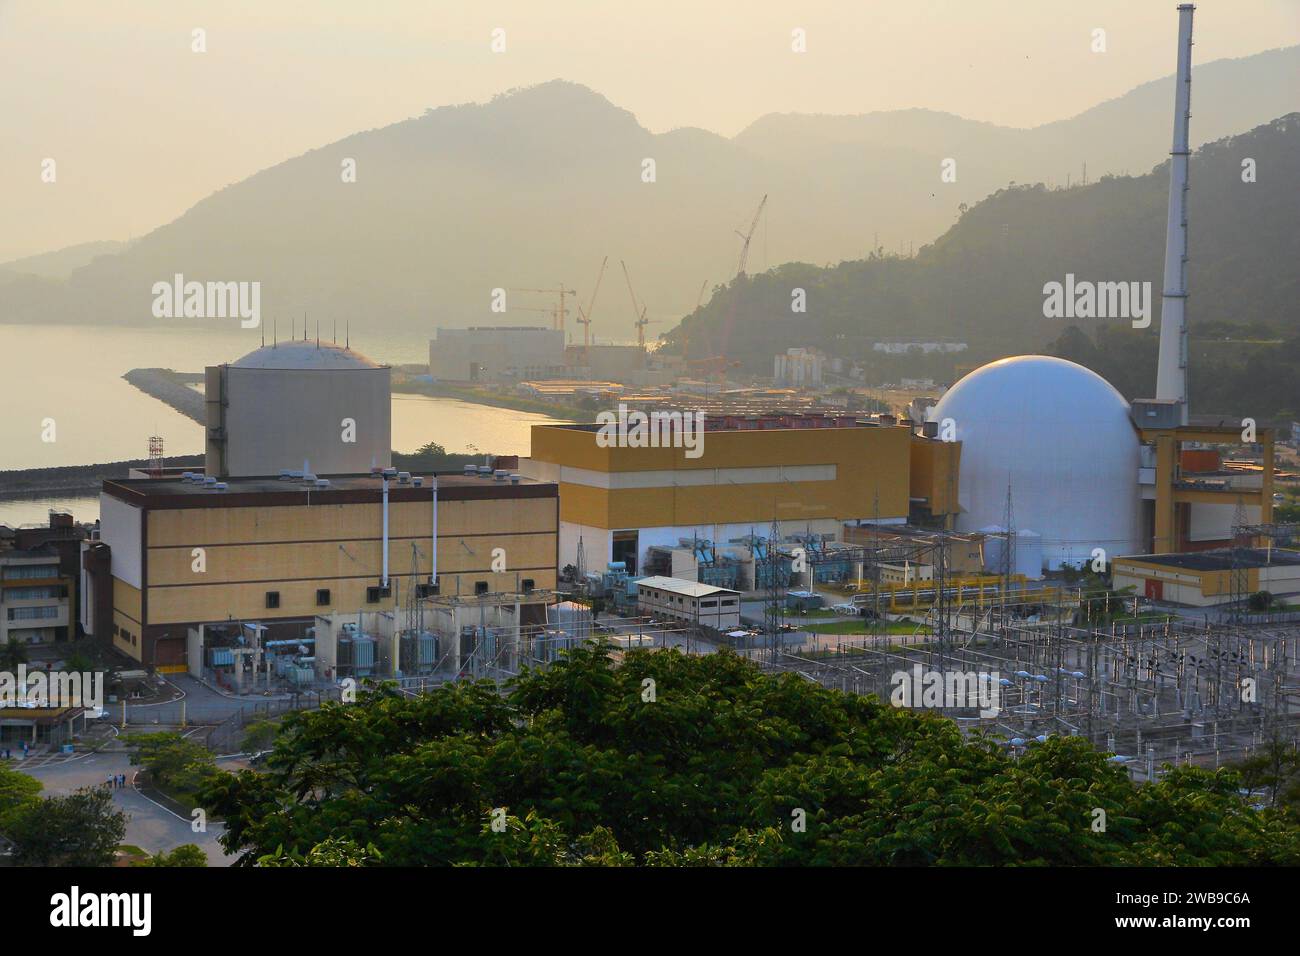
635, 576, 741, 631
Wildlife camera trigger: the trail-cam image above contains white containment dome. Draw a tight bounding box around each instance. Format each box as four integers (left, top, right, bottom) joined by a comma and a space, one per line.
205, 340, 392, 478
929, 355, 1142, 571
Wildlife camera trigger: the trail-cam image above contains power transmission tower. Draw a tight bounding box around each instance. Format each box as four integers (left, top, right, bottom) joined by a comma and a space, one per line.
1230, 496, 1250, 622
1001, 479, 1016, 625
575, 536, 587, 594
764, 516, 785, 663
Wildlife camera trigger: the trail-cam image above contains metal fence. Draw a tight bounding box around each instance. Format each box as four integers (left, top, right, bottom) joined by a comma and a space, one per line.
201, 690, 343, 754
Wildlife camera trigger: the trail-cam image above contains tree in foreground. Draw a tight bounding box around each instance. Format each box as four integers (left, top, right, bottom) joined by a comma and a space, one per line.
202, 643, 1300, 866
142, 844, 209, 867
5, 787, 126, 866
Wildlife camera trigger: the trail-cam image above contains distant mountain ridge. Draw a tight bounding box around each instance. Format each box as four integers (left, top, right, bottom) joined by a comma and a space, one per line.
2, 45, 1297, 337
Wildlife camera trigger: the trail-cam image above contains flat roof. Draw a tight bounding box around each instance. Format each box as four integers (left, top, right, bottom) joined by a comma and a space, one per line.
1118, 549, 1300, 572
103, 472, 556, 510
635, 576, 740, 598
542, 416, 913, 435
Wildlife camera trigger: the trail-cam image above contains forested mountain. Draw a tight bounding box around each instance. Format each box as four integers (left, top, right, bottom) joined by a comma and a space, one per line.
667, 115, 1300, 419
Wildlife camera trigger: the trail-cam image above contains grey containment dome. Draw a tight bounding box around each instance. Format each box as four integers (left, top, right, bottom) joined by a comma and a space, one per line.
206, 341, 392, 478
231, 341, 385, 370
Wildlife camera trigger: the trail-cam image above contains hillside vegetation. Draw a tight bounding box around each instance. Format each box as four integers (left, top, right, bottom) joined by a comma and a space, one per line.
668, 115, 1300, 419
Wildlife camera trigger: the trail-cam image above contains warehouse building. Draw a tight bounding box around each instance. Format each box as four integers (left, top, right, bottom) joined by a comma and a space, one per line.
635, 576, 741, 631
89, 470, 558, 670
519, 415, 959, 575
1112, 549, 1300, 607
430, 327, 566, 382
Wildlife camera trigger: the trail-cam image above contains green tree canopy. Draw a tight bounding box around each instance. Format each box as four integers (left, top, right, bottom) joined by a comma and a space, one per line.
5, 787, 126, 866
202, 644, 1300, 866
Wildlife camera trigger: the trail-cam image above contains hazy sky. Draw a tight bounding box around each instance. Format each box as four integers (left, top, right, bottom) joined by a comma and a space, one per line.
3, 0, 1298, 261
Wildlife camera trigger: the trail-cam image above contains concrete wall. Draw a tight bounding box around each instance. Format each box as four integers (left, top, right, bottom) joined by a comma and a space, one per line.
139, 496, 558, 626
100, 494, 142, 589
216, 365, 391, 477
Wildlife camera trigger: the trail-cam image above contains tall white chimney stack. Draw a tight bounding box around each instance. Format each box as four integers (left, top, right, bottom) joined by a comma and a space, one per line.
1156, 3, 1195, 425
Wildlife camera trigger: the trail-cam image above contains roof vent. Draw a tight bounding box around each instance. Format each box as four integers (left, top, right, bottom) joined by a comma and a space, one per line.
202, 476, 218, 486
509, 474, 521, 485
478, 466, 492, 478
303, 472, 317, 483
279, 469, 294, 480
382, 467, 398, 478
412, 477, 423, 487
215, 482, 228, 491
315, 478, 330, 489
398, 471, 411, 483
463, 464, 477, 476
493, 469, 508, 481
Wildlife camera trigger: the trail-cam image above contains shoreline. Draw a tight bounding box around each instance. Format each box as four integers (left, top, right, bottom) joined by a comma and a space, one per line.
117, 365, 589, 425
123, 368, 206, 424
0, 456, 206, 500
392, 379, 587, 422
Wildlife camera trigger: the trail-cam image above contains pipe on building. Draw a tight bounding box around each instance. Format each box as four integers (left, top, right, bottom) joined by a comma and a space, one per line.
430, 476, 438, 589
382, 475, 389, 587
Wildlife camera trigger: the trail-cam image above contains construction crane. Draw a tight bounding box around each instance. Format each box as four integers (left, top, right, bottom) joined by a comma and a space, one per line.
710, 194, 768, 380
509, 285, 576, 332
620, 260, 654, 350
735, 194, 767, 277
574, 256, 607, 360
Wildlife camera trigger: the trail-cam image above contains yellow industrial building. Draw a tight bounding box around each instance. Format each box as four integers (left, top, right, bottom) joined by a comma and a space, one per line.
1133, 413, 1276, 553
90, 472, 558, 669
519, 416, 959, 575
1113, 549, 1300, 607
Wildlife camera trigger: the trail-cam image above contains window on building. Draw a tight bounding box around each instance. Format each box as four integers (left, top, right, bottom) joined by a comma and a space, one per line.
1, 564, 59, 580
417, 581, 439, 599
265, 591, 280, 609
522, 578, 535, 592
316, 589, 331, 606
700, 600, 717, 608
3, 586, 61, 601
475, 581, 489, 596
366, 585, 391, 604
721, 599, 738, 607
8, 606, 59, 621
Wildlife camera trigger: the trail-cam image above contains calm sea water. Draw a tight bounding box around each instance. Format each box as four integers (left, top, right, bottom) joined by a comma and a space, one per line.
0, 324, 561, 526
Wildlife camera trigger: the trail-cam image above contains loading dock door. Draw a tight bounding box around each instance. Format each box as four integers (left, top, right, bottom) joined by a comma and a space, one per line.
1144, 579, 1163, 601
